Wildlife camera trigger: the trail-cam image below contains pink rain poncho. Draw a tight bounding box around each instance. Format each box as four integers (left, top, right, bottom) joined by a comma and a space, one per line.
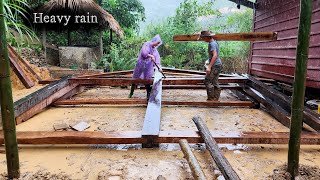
132, 35, 162, 80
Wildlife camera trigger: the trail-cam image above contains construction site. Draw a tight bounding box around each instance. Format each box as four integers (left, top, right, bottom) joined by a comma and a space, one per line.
0, 0, 320, 180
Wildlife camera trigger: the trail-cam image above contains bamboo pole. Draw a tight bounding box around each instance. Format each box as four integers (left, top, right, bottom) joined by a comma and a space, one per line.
179, 139, 208, 180
0, 0, 20, 178
287, 0, 313, 178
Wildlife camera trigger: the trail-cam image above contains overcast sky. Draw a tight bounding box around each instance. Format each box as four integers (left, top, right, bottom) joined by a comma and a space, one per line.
139, 0, 240, 33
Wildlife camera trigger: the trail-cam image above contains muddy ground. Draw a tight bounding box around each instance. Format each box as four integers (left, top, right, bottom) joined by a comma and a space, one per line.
1, 87, 320, 179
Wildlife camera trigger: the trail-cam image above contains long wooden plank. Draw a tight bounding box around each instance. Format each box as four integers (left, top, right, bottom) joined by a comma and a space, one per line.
14, 77, 70, 117
8, 45, 42, 81
173, 32, 277, 42
54, 99, 254, 107
38, 79, 59, 84
192, 116, 240, 180
142, 69, 163, 148
247, 76, 320, 131
158, 85, 241, 90
244, 87, 291, 128
8, 50, 34, 88
69, 77, 247, 86
76, 70, 134, 78
15, 83, 79, 124
162, 68, 241, 78
0, 131, 319, 145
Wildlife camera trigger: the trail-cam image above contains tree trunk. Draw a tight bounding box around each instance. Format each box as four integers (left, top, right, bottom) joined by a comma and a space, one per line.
287, 0, 313, 179
0, 0, 20, 178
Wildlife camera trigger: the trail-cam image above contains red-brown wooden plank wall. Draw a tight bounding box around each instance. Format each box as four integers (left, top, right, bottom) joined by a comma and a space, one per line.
249, 0, 320, 89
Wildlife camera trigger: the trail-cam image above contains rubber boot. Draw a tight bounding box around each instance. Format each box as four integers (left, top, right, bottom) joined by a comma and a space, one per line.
206, 87, 215, 101
213, 88, 221, 101
146, 85, 152, 101
128, 84, 136, 98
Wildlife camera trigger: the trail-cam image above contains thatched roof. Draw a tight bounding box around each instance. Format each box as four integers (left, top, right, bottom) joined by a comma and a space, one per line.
37, 0, 124, 37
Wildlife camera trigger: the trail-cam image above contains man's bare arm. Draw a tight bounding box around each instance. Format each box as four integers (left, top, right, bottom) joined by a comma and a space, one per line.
206, 50, 217, 75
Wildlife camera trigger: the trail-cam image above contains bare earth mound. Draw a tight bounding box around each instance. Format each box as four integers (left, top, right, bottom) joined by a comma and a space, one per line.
272, 164, 320, 180
0, 171, 71, 180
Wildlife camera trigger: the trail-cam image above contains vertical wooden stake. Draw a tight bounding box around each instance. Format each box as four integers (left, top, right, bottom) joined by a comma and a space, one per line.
287, 0, 313, 178
0, 0, 20, 178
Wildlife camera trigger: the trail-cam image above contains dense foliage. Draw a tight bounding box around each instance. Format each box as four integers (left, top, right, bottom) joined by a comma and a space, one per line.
7, 0, 253, 74
4, 0, 38, 47
100, 0, 253, 73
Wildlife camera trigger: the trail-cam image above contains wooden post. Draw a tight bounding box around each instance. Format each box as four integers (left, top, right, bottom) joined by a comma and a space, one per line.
99, 30, 103, 57
192, 116, 240, 180
287, 0, 313, 178
179, 139, 208, 180
0, 0, 20, 178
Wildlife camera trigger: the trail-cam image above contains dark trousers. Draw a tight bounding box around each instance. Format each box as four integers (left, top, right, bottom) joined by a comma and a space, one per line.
204, 65, 222, 100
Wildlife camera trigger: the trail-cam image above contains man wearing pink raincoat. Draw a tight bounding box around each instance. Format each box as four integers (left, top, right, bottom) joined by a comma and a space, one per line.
128, 35, 163, 100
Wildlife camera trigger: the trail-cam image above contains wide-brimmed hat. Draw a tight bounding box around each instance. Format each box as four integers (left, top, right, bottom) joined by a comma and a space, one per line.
200, 30, 215, 37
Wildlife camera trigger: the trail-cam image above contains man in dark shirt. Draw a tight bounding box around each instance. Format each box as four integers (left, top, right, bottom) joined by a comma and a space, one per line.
201, 30, 223, 101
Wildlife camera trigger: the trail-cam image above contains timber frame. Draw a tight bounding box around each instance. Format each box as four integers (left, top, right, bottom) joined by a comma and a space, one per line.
3, 67, 320, 178
6, 67, 320, 148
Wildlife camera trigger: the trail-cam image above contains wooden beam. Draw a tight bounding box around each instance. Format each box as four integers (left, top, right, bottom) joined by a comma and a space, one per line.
69, 77, 247, 86
0, 131, 319, 145
192, 116, 240, 180
13, 77, 70, 117
76, 70, 134, 78
244, 87, 291, 128
247, 76, 320, 131
230, 89, 260, 109
8, 50, 34, 88
38, 79, 59, 84
228, 0, 256, 9
173, 32, 277, 42
15, 83, 79, 124
179, 139, 208, 180
142, 69, 163, 148
8, 45, 42, 81
162, 68, 244, 78
146, 84, 242, 90
54, 99, 255, 107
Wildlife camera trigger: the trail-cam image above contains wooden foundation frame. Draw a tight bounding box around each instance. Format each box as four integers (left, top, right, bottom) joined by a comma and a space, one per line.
5, 68, 320, 179
8, 69, 320, 147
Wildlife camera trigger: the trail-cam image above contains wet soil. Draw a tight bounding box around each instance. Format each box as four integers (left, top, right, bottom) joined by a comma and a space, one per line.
0, 87, 319, 179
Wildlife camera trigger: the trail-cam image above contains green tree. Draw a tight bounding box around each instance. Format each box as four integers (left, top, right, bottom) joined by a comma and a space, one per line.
102, 0, 145, 34
144, 0, 220, 70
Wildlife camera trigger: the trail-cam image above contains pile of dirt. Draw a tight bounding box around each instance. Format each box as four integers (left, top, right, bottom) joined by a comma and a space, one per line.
9, 47, 51, 90
17, 47, 47, 67
271, 164, 320, 180
0, 171, 71, 180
